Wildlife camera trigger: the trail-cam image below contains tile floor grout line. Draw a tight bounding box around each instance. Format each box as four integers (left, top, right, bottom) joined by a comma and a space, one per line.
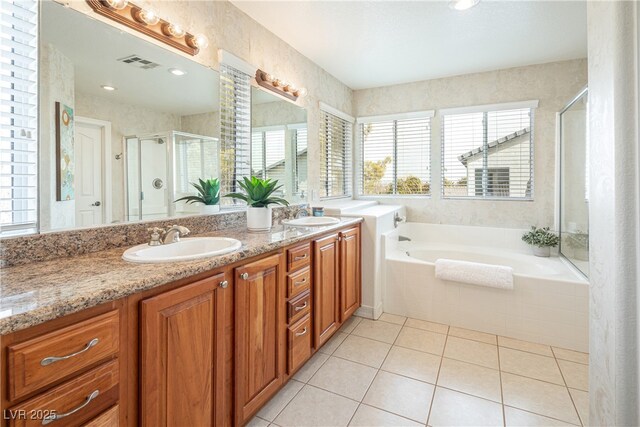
262, 379, 308, 424
426, 332, 449, 426
502, 404, 582, 427
551, 346, 585, 427
496, 340, 507, 427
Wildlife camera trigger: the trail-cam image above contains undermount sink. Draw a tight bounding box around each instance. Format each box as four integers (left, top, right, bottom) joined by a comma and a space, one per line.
122, 237, 242, 263
282, 216, 341, 227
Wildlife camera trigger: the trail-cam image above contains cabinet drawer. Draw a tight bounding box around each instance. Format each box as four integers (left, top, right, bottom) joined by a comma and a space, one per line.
287, 243, 311, 271
287, 314, 311, 375
287, 290, 311, 325
7, 361, 119, 427
82, 404, 119, 427
8, 310, 120, 401
286, 267, 311, 298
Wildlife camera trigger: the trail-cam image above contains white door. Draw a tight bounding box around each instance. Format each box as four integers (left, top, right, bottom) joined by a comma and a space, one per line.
75, 122, 104, 226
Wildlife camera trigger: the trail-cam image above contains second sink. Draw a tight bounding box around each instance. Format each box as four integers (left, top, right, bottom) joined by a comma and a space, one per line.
122, 237, 242, 263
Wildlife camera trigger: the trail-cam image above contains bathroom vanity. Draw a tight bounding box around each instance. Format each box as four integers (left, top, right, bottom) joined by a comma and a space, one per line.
0, 219, 361, 426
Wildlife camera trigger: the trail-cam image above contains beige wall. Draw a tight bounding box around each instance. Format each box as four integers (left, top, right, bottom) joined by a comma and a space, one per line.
65, 0, 354, 202
353, 59, 587, 229
39, 43, 75, 231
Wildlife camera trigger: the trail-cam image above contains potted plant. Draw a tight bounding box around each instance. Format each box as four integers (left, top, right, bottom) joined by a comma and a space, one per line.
174, 178, 220, 214
521, 226, 559, 257
225, 177, 289, 231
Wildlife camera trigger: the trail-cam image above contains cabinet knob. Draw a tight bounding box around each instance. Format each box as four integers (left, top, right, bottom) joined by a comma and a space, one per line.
240, 272, 249, 280
219, 280, 228, 288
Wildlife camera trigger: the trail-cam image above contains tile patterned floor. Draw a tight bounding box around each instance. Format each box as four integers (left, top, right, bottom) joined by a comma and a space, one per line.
249, 314, 589, 427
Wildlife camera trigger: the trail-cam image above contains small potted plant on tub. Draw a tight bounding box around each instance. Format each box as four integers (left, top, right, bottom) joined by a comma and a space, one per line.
174, 178, 221, 214
225, 177, 289, 231
521, 226, 559, 257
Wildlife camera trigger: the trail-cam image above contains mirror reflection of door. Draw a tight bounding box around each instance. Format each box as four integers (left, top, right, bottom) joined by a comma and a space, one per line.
75, 117, 111, 227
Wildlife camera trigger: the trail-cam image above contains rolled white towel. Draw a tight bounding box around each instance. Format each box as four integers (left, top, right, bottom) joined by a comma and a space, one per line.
435, 258, 514, 290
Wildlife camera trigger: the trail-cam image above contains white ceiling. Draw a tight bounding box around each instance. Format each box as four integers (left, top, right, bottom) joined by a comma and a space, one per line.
41, 2, 219, 116
231, 0, 587, 90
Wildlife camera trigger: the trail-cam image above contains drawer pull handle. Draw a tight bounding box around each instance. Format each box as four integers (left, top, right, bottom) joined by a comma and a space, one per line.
240, 272, 249, 280
41, 390, 99, 425
219, 280, 229, 288
294, 302, 308, 311
40, 338, 99, 366
295, 327, 308, 337
294, 253, 308, 261
294, 278, 307, 286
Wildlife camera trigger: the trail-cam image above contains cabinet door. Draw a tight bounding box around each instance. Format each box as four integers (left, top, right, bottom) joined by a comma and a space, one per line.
140, 272, 228, 427
235, 253, 285, 425
340, 227, 361, 321
313, 234, 340, 348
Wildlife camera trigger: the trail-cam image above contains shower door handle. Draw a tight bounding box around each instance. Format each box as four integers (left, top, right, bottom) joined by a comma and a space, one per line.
91, 201, 101, 207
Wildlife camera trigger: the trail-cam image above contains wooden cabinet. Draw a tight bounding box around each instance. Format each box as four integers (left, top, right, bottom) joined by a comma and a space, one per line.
234, 254, 285, 426
339, 227, 361, 321
1, 223, 361, 427
313, 233, 341, 348
313, 226, 362, 349
140, 272, 229, 427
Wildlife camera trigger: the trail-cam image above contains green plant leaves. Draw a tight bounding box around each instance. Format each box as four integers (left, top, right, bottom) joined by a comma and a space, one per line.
521, 226, 559, 248
174, 178, 220, 205
224, 176, 290, 208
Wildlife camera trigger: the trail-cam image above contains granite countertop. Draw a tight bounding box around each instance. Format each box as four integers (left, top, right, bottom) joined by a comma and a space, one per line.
0, 217, 362, 335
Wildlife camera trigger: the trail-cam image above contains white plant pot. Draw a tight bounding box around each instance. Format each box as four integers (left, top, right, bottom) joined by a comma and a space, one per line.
247, 206, 272, 231
200, 204, 220, 215
532, 246, 551, 257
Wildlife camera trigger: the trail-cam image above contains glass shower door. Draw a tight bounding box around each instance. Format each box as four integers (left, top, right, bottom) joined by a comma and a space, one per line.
559, 88, 589, 276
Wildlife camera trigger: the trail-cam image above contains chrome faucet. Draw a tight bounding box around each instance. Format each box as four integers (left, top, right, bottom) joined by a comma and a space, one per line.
162, 225, 190, 244
393, 212, 406, 228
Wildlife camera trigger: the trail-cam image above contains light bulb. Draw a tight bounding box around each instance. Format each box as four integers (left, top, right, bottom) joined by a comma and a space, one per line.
190, 33, 209, 49
272, 79, 282, 87
295, 87, 307, 97
163, 22, 185, 38
105, 0, 128, 10
261, 72, 273, 82
137, 8, 159, 25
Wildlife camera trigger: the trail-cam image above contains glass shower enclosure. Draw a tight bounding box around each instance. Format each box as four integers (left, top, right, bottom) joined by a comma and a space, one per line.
125, 131, 219, 221
558, 87, 589, 277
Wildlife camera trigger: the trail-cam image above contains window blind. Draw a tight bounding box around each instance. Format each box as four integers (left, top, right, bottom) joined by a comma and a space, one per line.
292, 126, 307, 196
219, 64, 251, 207
359, 116, 431, 196
0, 0, 38, 234
319, 110, 352, 198
442, 107, 533, 199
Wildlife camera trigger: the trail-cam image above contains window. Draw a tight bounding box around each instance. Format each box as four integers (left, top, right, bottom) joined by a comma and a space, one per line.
319, 104, 354, 198
441, 102, 536, 199
290, 124, 307, 195
0, 0, 38, 234
359, 113, 432, 196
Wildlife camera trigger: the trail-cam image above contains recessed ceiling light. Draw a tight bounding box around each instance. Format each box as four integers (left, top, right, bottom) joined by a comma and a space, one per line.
101, 85, 117, 91
168, 68, 186, 76
449, 0, 480, 11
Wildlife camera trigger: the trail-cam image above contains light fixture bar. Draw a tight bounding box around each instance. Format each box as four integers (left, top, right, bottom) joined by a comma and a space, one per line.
86, 0, 206, 56
255, 69, 307, 102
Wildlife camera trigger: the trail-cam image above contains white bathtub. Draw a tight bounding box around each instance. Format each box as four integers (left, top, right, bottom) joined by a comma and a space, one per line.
383, 223, 589, 352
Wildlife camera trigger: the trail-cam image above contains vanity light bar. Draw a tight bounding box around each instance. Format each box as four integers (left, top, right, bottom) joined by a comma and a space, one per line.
87, 0, 208, 56
255, 69, 307, 102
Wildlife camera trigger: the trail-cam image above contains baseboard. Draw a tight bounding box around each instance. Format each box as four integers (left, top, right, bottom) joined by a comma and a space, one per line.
355, 302, 384, 320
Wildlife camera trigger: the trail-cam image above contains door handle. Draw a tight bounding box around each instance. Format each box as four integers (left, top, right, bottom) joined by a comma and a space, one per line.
91, 201, 101, 207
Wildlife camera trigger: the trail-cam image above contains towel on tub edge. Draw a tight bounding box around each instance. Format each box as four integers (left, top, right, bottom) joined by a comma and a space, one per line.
434, 258, 514, 290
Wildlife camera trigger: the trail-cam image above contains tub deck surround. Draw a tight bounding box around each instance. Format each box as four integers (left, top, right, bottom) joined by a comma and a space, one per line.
0, 204, 309, 267
0, 217, 362, 335
384, 223, 589, 352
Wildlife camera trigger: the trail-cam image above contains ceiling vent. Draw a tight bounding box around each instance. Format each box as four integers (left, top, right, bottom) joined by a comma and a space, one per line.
117, 55, 161, 70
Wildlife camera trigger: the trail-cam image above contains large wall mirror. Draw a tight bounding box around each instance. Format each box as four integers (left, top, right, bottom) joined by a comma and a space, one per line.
39, 2, 220, 231
250, 86, 308, 203
559, 87, 589, 277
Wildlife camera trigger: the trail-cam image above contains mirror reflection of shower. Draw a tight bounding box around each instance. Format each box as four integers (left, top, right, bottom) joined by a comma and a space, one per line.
125, 131, 220, 222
